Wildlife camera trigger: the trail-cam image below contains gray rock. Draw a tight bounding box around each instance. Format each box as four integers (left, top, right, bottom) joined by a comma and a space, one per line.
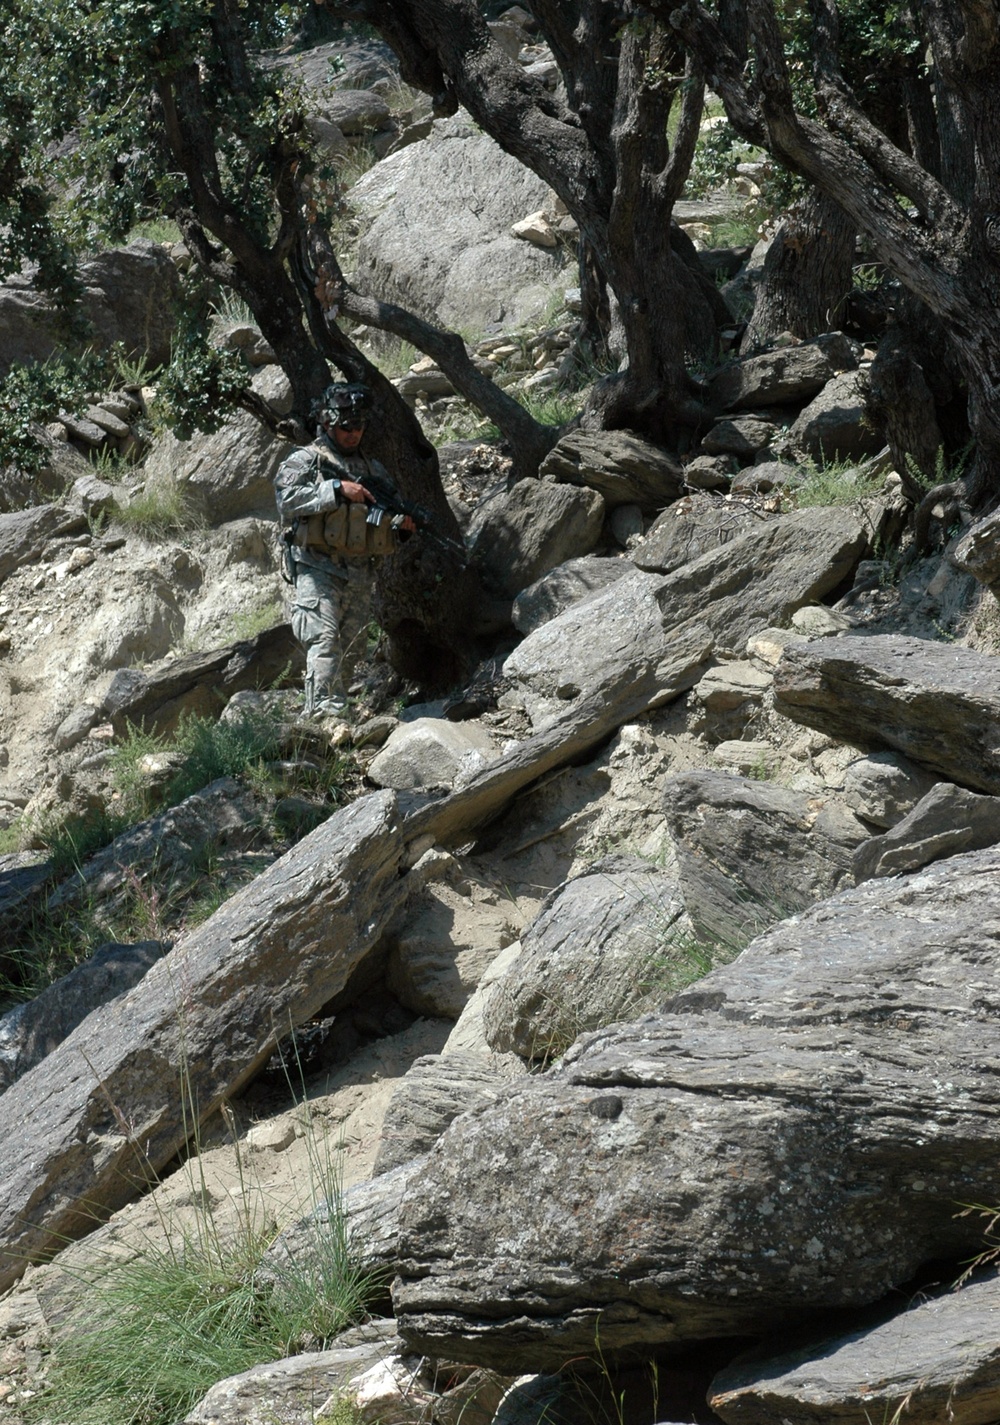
787, 370, 884, 463
774, 634, 1000, 793
470, 479, 605, 599
392, 845, 1000, 1371
0, 791, 408, 1292
511, 556, 629, 635
731, 460, 801, 494
102, 623, 304, 738
182, 1321, 402, 1425
692, 661, 772, 710
483, 856, 693, 1061
701, 416, 777, 458
142, 368, 294, 523
854, 781, 1000, 881
631, 493, 762, 575
53, 703, 99, 752
373, 1050, 526, 1175
953, 508, 1000, 594
0, 241, 181, 380
402, 621, 713, 852
46, 777, 263, 915
841, 751, 942, 829
0, 941, 165, 1094
539, 430, 685, 511
505, 507, 867, 722
0, 505, 87, 586
352, 113, 569, 333
682, 453, 736, 489
708, 332, 859, 412
315, 89, 391, 135
366, 717, 497, 791
709, 1273, 1000, 1425
663, 769, 866, 946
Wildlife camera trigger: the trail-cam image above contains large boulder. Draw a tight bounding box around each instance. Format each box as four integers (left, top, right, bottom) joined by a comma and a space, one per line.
539, 430, 685, 511
351, 112, 571, 333
504, 506, 868, 723
142, 367, 294, 524
773, 634, 1000, 794
662, 770, 867, 945
707, 332, 859, 412
392, 844, 1000, 1371
0, 241, 181, 380
0, 791, 408, 1291
469, 479, 605, 599
483, 856, 693, 1062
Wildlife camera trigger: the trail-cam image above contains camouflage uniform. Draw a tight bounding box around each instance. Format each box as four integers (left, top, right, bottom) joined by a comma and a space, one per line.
275, 430, 393, 714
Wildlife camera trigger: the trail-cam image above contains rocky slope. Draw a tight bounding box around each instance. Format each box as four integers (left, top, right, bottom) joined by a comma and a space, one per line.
2, 15, 1000, 1425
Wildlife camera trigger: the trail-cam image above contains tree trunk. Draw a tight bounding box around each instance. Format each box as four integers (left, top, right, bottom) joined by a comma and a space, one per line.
743, 189, 855, 349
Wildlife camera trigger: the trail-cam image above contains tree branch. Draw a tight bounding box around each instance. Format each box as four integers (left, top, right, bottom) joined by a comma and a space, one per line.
301, 227, 559, 479
809, 0, 959, 226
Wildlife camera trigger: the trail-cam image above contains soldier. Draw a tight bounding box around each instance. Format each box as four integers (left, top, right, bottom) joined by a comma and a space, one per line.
275, 382, 415, 717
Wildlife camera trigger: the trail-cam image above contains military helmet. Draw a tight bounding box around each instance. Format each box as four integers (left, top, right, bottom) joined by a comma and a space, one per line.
315, 381, 371, 429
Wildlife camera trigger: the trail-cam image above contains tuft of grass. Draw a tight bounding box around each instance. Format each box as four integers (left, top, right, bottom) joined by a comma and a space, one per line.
791, 454, 884, 508
127, 217, 182, 246
27, 1089, 381, 1425
114, 482, 203, 539
229, 599, 284, 643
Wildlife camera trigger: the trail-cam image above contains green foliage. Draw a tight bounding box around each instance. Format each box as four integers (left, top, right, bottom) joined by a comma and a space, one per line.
155, 316, 249, 441
791, 454, 884, 508
0, 350, 115, 472
113, 483, 202, 540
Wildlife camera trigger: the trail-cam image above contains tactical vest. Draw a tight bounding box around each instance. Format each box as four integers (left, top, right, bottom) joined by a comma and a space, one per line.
298, 502, 402, 558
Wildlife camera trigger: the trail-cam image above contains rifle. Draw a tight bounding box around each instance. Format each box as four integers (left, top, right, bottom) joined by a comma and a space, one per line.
362, 470, 467, 563
315, 448, 468, 563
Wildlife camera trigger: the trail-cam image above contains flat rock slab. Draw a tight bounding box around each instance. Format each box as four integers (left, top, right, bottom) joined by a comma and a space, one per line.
662, 770, 867, 945
709, 1272, 1000, 1425
103, 624, 304, 737
484, 856, 692, 1061
0, 791, 407, 1292
854, 781, 1000, 881
393, 845, 1000, 1372
505, 505, 867, 722
774, 634, 1000, 793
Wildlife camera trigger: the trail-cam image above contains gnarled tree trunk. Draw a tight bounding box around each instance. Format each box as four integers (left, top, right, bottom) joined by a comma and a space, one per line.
743, 189, 855, 349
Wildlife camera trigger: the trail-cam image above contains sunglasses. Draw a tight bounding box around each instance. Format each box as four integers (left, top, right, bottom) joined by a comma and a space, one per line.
335, 417, 367, 431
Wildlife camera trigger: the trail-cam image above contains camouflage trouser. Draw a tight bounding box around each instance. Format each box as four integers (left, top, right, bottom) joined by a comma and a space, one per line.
289, 561, 372, 713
